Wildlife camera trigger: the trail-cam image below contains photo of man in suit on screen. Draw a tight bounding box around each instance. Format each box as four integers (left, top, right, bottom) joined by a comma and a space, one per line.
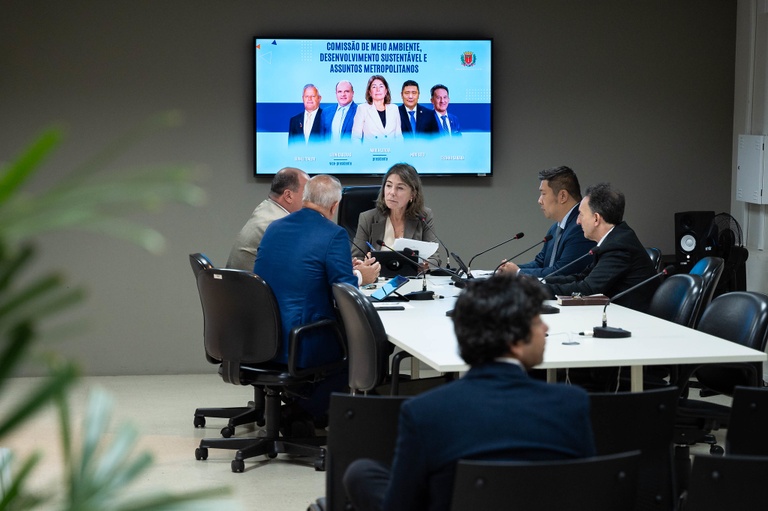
288, 84, 324, 144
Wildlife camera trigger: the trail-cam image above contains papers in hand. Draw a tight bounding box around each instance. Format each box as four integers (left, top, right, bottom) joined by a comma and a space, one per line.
393, 238, 439, 259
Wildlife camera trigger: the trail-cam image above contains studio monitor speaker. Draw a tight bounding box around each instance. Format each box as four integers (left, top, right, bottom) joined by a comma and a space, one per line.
674, 210, 715, 268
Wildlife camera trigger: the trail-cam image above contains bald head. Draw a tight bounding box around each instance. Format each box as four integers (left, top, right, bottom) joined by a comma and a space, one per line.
270, 167, 309, 213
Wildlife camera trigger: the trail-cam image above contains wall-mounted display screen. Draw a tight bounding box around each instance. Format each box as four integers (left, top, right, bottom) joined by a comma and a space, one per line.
254, 37, 492, 177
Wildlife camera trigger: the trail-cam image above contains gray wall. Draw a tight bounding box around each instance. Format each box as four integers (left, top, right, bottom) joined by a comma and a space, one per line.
0, 0, 737, 375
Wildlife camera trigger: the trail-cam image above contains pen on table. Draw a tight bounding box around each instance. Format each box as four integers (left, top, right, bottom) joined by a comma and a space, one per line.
365, 241, 375, 253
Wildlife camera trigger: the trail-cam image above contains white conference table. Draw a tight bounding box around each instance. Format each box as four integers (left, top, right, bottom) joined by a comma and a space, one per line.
372, 276, 768, 392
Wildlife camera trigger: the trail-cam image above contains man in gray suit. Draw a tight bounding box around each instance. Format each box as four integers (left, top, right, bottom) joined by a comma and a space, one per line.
225, 167, 309, 271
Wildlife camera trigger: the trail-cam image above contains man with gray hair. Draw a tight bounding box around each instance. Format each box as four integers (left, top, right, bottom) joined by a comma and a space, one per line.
254, 175, 381, 430
288, 84, 323, 144
226, 167, 309, 271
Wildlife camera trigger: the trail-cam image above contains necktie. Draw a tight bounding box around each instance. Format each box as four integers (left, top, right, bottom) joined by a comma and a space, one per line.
440, 115, 449, 135
408, 110, 416, 134
549, 226, 564, 266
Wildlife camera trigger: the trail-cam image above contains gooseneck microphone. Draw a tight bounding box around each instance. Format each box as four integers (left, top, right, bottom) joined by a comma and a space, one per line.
493, 234, 554, 275
593, 265, 675, 338
539, 247, 599, 283
466, 232, 525, 277
419, 216, 453, 270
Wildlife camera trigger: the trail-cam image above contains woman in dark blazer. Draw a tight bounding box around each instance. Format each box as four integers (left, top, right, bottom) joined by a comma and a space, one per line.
352, 163, 442, 268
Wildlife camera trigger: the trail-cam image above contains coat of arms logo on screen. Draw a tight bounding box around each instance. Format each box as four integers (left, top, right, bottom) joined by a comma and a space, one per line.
461, 51, 476, 67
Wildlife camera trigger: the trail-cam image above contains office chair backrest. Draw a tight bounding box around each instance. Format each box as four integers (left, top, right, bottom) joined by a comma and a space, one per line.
685, 454, 768, 510
325, 393, 408, 511
697, 291, 768, 352
337, 185, 381, 239
725, 386, 768, 456
589, 387, 678, 511
645, 247, 662, 273
196, 268, 281, 384
189, 252, 214, 276
694, 291, 768, 395
688, 256, 724, 326
647, 274, 703, 328
450, 451, 641, 511
332, 282, 391, 393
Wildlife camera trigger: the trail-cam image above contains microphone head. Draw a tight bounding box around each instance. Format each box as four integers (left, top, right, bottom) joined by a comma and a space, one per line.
516, 232, 525, 240
543, 234, 554, 242
375, 239, 385, 247
661, 264, 676, 276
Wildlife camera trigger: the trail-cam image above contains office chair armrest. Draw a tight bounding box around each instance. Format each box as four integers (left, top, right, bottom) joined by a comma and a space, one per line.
390, 350, 414, 395
288, 318, 348, 379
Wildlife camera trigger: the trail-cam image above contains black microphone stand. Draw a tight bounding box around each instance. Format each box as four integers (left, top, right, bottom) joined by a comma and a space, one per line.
593, 265, 674, 338
419, 216, 453, 273
466, 232, 525, 277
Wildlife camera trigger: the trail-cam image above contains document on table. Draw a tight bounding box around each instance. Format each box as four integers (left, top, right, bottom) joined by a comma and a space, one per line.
393, 238, 439, 259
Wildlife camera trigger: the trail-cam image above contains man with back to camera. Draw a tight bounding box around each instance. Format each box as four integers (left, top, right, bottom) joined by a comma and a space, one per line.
225, 167, 309, 271
288, 84, 323, 144
397, 80, 440, 138
543, 182, 658, 312
497, 166, 596, 278
321, 80, 358, 142
253, 175, 381, 432
430, 84, 461, 137
343, 274, 596, 511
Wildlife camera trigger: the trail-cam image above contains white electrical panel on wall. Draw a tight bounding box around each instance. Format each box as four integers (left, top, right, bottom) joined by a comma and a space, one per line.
736, 134, 767, 204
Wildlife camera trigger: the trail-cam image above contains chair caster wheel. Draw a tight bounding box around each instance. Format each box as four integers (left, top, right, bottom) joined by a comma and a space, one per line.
231, 459, 245, 472
195, 447, 208, 460
257, 418, 266, 427
710, 444, 724, 455
193, 416, 205, 428
314, 456, 326, 471
267, 452, 278, 459
221, 426, 235, 438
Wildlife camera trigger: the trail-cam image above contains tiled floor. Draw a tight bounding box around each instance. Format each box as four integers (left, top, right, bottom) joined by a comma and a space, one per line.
1, 374, 726, 511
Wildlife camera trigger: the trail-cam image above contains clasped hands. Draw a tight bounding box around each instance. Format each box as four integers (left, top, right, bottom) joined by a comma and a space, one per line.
353, 253, 381, 285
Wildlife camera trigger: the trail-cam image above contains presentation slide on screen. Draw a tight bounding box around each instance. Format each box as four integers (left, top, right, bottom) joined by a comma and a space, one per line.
254, 38, 492, 176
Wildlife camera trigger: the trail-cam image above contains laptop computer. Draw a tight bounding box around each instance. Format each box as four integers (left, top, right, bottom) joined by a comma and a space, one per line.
371, 250, 420, 278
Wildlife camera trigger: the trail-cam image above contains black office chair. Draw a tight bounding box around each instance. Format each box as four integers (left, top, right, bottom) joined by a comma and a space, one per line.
675, 292, 768, 461
589, 387, 679, 511
646, 247, 663, 273
189, 253, 265, 437
688, 256, 724, 327
311, 393, 409, 511
725, 386, 768, 456
647, 274, 704, 328
684, 454, 768, 510
332, 282, 397, 394
450, 451, 641, 511
336, 185, 380, 240
192, 268, 346, 472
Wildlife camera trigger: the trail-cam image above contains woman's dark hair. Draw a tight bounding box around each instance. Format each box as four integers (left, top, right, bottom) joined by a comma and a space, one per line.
453, 274, 547, 366
365, 74, 392, 105
375, 163, 426, 219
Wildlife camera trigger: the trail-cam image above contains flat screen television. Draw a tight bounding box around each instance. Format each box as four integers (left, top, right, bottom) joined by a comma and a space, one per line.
254, 37, 492, 177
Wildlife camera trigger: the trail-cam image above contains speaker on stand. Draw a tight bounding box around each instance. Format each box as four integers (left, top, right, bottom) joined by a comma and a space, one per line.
674, 211, 715, 270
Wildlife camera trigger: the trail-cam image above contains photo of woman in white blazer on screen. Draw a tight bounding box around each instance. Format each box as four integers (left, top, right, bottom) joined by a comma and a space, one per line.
351, 74, 402, 143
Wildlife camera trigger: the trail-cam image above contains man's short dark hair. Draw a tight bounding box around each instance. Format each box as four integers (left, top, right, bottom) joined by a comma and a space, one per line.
453, 275, 547, 366
538, 166, 582, 202
402, 79, 419, 92
270, 167, 303, 196
584, 182, 625, 225
430, 84, 449, 97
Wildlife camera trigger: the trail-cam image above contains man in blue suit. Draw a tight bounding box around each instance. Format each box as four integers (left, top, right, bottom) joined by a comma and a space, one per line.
344, 274, 596, 511
397, 80, 440, 138
288, 84, 323, 144
321, 80, 358, 142
254, 174, 380, 424
430, 84, 461, 137
499, 166, 596, 278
